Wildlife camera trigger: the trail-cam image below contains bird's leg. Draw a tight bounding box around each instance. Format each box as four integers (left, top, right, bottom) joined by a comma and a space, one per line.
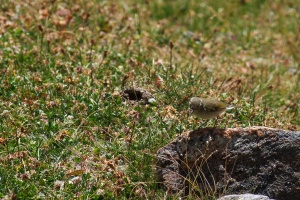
213, 117, 218, 128
211, 116, 219, 133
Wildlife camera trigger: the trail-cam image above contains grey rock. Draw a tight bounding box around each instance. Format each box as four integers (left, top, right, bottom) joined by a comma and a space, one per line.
217, 193, 273, 200
156, 127, 300, 200
121, 87, 155, 104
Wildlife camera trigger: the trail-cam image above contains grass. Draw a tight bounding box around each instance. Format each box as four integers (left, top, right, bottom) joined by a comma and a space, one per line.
0, 0, 299, 199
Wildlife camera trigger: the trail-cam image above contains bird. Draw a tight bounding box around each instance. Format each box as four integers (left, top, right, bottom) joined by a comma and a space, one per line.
189, 97, 234, 128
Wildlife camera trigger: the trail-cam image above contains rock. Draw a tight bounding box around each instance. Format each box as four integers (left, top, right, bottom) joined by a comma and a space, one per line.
121, 87, 155, 104
156, 127, 300, 200
217, 193, 273, 200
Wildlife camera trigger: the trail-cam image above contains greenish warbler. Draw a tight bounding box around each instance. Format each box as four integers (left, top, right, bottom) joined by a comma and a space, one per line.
190, 97, 233, 120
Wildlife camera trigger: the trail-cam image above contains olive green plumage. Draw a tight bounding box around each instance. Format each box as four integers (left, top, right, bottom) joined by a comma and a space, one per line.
190, 97, 232, 120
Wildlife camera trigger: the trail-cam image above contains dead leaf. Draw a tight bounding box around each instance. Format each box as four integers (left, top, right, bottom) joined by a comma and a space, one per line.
67, 169, 85, 177
154, 75, 164, 88
0, 138, 6, 144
